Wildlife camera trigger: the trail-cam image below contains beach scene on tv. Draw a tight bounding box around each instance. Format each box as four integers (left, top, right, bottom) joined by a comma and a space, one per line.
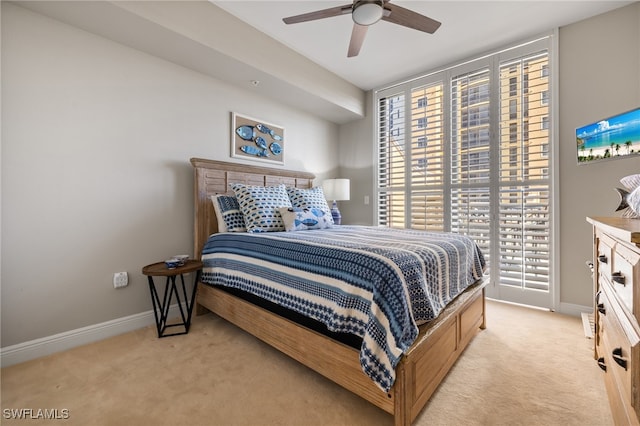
576, 108, 640, 164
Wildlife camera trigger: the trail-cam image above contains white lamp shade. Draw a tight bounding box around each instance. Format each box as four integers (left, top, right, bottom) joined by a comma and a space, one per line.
322, 179, 350, 201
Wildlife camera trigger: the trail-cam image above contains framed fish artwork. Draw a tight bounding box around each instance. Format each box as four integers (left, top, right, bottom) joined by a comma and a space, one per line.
231, 112, 285, 165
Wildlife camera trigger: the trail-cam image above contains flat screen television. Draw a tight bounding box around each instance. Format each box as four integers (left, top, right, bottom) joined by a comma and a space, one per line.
576, 107, 640, 164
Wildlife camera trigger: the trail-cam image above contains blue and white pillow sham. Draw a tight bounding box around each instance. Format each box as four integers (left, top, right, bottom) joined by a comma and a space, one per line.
231, 183, 292, 233
211, 195, 246, 233
286, 186, 334, 225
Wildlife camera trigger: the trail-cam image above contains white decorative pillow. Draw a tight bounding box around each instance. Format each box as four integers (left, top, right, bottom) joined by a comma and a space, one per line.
211, 195, 246, 233
231, 183, 292, 233
286, 186, 334, 225
278, 207, 333, 232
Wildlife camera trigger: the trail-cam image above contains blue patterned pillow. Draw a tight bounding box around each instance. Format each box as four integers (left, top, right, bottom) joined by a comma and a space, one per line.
286, 186, 334, 225
231, 183, 292, 233
278, 207, 333, 231
211, 195, 246, 232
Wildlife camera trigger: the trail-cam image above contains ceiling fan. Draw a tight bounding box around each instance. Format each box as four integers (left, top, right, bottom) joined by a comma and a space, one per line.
283, 0, 441, 58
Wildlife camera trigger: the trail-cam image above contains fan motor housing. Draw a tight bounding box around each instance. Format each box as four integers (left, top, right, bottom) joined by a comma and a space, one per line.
352, 0, 384, 26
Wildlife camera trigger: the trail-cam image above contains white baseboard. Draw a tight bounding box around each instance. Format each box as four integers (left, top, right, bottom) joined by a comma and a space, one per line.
1, 304, 184, 368
2, 300, 593, 367
488, 298, 592, 318
558, 302, 592, 317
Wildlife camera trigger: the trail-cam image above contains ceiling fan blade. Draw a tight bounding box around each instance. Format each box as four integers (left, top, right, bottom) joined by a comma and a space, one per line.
347, 24, 368, 57
382, 3, 441, 34
283, 4, 352, 25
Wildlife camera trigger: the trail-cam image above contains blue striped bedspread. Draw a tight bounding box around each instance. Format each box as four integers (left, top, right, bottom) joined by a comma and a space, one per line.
201, 225, 486, 392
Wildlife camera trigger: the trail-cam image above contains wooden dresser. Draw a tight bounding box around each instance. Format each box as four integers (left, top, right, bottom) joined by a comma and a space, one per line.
588, 217, 640, 425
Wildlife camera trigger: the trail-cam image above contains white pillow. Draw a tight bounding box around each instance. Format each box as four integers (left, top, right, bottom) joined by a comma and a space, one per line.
278, 207, 333, 232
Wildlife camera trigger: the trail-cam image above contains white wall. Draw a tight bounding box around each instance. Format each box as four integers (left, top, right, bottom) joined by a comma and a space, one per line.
558, 2, 640, 308
337, 91, 375, 225
1, 3, 338, 347
338, 2, 640, 312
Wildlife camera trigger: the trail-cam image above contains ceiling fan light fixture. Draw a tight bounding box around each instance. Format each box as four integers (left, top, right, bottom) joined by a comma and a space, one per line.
352, 1, 384, 26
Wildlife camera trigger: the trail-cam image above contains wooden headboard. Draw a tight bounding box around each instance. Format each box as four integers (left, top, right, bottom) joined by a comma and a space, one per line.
190, 158, 316, 257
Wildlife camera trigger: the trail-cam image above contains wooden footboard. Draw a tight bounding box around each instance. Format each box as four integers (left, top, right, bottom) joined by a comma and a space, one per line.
196, 279, 487, 426
394, 282, 486, 425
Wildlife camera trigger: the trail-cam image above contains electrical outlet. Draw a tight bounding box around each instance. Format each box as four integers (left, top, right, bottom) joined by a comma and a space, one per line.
113, 272, 128, 288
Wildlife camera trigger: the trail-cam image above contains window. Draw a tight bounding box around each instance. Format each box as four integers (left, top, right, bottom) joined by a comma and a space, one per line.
509, 123, 517, 143
541, 64, 549, 78
509, 99, 517, 120
376, 36, 553, 309
509, 77, 517, 97
541, 116, 549, 130
541, 90, 549, 105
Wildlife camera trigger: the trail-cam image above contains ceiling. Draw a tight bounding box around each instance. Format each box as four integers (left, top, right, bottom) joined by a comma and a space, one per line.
12, 0, 634, 124
214, 1, 633, 91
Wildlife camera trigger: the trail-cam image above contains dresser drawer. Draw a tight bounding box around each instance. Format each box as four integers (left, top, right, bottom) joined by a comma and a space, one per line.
613, 241, 640, 315
601, 294, 633, 405
597, 230, 617, 282
600, 281, 640, 423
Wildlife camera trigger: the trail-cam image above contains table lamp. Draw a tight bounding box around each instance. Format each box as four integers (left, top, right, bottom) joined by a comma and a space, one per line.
322, 178, 350, 225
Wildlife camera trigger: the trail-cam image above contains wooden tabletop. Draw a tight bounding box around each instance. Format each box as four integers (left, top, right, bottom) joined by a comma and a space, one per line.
142, 259, 203, 276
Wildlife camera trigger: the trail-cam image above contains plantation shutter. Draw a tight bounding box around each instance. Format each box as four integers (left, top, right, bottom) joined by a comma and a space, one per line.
375, 36, 554, 309
450, 68, 492, 273
409, 82, 445, 231
377, 92, 406, 228
498, 52, 550, 292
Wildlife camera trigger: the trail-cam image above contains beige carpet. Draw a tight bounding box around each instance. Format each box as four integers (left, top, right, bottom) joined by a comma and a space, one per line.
1, 300, 612, 426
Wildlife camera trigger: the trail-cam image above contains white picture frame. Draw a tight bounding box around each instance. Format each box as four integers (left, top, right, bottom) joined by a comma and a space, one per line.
231, 112, 285, 165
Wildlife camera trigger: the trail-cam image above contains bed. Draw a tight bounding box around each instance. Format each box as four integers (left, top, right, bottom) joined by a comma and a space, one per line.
191, 158, 488, 426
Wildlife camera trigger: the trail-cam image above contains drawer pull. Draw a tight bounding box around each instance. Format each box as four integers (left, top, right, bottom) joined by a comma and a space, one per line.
611, 272, 626, 286
612, 348, 628, 370
598, 255, 608, 264
597, 303, 606, 315
597, 357, 607, 372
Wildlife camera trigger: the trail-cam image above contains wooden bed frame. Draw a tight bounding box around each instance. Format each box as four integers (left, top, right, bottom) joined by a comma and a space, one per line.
191, 157, 487, 426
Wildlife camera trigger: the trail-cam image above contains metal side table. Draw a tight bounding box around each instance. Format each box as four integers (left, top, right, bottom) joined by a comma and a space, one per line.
142, 259, 202, 338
